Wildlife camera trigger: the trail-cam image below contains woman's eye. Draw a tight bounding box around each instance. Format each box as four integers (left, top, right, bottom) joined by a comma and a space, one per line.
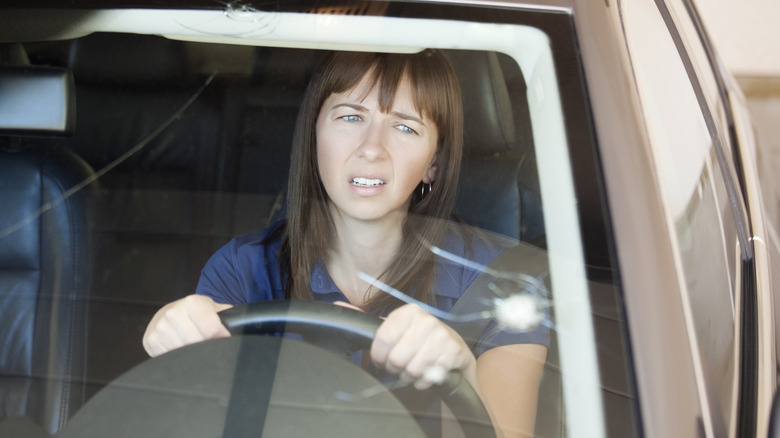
396, 124, 417, 135
341, 115, 362, 123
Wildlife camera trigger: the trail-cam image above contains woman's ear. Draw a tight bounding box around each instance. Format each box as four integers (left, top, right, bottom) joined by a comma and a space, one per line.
422, 162, 438, 184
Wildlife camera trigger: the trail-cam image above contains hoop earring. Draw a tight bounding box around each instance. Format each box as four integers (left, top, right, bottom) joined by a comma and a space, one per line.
420, 182, 433, 198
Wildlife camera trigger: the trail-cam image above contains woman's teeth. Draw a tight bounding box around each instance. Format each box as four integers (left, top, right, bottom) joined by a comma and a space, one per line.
352, 177, 385, 187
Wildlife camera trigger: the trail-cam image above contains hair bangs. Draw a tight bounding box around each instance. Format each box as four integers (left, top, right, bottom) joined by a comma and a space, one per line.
321, 52, 455, 141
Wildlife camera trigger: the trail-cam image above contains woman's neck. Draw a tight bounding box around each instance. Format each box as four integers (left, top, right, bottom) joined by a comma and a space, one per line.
326, 211, 405, 306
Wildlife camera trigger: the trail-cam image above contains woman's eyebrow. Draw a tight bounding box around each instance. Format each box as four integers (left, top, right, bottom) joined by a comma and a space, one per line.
391, 111, 424, 126
332, 103, 368, 112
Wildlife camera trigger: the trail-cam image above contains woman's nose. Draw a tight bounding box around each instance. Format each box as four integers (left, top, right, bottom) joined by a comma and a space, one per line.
355, 121, 387, 160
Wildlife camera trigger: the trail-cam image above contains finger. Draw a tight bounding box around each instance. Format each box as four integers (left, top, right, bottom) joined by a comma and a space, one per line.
370, 305, 418, 372
399, 322, 467, 388
159, 305, 208, 346
143, 336, 168, 358
393, 312, 474, 389
421, 365, 448, 388
143, 313, 165, 356
143, 295, 231, 357
386, 326, 431, 376
145, 316, 188, 356
375, 305, 441, 376
400, 327, 451, 382
407, 365, 449, 391
142, 328, 167, 357
416, 345, 467, 390
187, 298, 232, 340
333, 301, 364, 312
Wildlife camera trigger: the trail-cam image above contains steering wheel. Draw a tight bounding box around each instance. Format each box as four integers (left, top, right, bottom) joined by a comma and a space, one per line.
219, 300, 496, 438
57, 301, 495, 438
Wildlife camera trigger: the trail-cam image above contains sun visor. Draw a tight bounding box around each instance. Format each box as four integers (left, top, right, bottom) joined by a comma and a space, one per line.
0, 65, 75, 137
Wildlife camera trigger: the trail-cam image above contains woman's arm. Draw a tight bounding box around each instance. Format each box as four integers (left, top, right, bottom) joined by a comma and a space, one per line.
475, 344, 548, 438
371, 304, 548, 437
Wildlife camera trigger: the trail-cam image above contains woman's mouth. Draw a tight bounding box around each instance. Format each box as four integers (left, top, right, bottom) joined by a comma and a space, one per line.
351, 177, 385, 187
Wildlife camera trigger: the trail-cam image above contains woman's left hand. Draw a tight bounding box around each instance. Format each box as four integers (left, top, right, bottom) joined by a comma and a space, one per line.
370, 303, 477, 390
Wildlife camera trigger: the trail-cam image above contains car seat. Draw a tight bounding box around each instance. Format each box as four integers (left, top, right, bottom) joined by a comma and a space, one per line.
0, 61, 98, 434
446, 50, 562, 437
449, 50, 544, 244
63, 33, 244, 398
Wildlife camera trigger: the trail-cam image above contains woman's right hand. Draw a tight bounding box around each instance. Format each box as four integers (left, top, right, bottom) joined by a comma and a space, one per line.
142, 294, 233, 357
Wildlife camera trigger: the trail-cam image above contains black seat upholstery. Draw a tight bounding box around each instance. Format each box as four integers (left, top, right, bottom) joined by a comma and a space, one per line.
447, 51, 561, 437
61, 35, 317, 398
0, 64, 98, 434
449, 51, 544, 244
65, 33, 231, 399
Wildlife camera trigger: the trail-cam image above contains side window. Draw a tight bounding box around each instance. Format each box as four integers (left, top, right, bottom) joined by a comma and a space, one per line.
665, 0, 742, 175
622, 0, 743, 435
665, 0, 729, 142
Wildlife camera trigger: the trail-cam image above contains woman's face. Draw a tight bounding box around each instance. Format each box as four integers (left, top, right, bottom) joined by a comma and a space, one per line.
315, 73, 438, 225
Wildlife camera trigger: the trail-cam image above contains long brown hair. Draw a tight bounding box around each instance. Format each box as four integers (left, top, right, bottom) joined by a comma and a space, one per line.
281, 49, 463, 312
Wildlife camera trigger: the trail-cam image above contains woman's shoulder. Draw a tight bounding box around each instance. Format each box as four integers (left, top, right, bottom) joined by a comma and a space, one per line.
431, 222, 517, 304
439, 222, 516, 264
224, 221, 286, 253
196, 221, 287, 304
203, 221, 286, 276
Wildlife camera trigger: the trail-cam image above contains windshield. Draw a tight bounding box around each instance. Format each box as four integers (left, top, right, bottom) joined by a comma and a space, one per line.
0, 3, 636, 437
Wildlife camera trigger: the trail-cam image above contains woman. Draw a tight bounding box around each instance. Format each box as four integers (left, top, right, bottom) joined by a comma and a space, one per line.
143, 50, 548, 437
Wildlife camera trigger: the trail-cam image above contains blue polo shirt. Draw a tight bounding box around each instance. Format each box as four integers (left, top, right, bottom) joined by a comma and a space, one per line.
196, 223, 549, 355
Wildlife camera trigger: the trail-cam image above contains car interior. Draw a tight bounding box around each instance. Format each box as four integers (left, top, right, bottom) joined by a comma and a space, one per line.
0, 55, 96, 435
0, 29, 620, 436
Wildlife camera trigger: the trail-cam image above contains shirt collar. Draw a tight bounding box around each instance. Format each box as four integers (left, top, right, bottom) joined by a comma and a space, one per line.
310, 263, 340, 294
309, 262, 462, 300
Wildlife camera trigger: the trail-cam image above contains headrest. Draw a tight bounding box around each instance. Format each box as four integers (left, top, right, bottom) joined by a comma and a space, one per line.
446, 51, 524, 155
0, 65, 75, 136
0, 43, 30, 65
69, 33, 190, 87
